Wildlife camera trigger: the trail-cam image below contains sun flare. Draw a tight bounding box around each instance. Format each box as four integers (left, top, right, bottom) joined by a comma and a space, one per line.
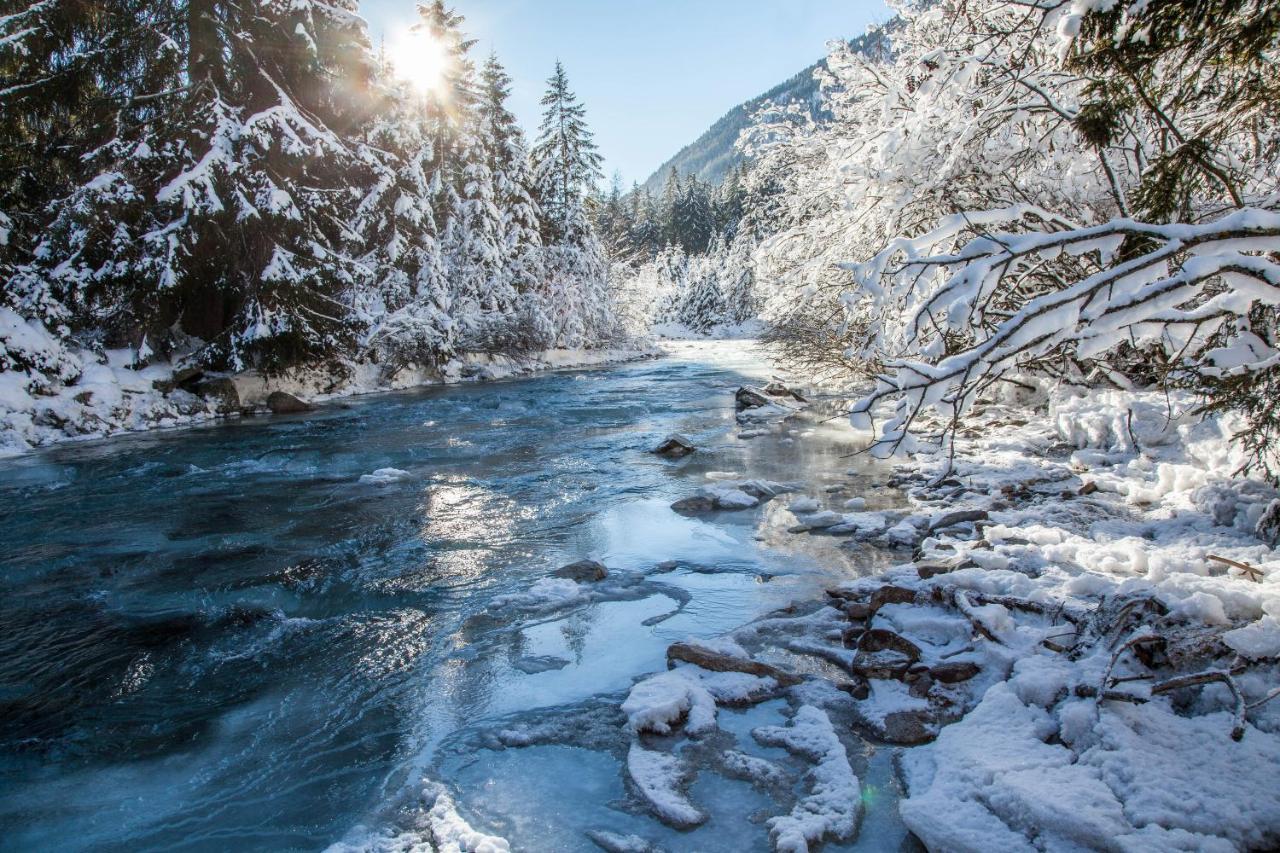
386, 27, 450, 95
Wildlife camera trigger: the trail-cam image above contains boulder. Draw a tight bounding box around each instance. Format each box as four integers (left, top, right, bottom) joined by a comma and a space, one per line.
734, 386, 771, 410
553, 559, 609, 582
153, 365, 205, 394
194, 377, 240, 413
652, 433, 696, 458
838, 676, 871, 700
843, 601, 873, 621
852, 651, 915, 681
762, 380, 807, 402
513, 655, 571, 674
671, 495, 716, 514
868, 584, 918, 614
915, 556, 977, 580
879, 709, 937, 745
266, 391, 313, 414
666, 642, 802, 687
929, 661, 981, 683
858, 628, 923, 661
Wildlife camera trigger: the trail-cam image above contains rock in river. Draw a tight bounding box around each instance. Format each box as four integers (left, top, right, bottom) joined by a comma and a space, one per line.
267, 391, 313, 414
552, 559, 609, 582
652, 433, 696, 458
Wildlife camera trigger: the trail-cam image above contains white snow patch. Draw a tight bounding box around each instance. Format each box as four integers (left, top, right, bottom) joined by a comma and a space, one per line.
626, 743, 706, 827
753, 706, 860, 852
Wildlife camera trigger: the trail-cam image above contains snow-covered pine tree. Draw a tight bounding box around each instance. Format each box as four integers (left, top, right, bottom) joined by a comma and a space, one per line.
354, 83, 456, 371
658, 166, 682, 249
677, 237, 727, 331
9, 0, 387, 374
477, 53, 551, 349
416, 0, 479, 204
531, 61, 604, 245
0, 0, 184, 382
530, 61, 612, 348
629, 186, 663, 261
720, 232, 757, 324
594, 172, 632, 260
715, 166, 748, 239
675, 174, 715, 254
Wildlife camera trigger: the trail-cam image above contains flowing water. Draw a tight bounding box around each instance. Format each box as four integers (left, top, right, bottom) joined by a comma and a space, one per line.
0, 341, 914, 852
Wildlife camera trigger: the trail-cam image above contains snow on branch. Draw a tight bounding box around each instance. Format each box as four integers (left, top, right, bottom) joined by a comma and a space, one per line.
848, 207, 1280, 454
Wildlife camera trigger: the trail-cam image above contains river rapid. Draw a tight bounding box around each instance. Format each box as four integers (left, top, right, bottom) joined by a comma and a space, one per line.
0, 340, 915, 852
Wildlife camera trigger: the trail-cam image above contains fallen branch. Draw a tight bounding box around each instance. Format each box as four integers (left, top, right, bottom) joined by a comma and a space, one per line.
1100, 628, 1160, 700
953, 589, 1002, 644
1207, 554, 1263, 582
1246, 685, 1280, 712
1151, 670, 1247, 741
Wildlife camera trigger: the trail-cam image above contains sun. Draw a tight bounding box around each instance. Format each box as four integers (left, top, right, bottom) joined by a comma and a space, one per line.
386, 27, 451, 96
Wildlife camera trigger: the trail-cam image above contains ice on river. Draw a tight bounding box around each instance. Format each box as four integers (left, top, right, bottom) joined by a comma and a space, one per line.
0, 340, 904, 852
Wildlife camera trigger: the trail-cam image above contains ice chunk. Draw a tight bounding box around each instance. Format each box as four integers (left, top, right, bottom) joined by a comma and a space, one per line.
626, 743, 706, 827
1222, 616, 1280, 660
489, 577, 582, 612
790, 496, 821, 514
358, 467, 411, 484
425, 783, 511, 853
752, 706, 860, 852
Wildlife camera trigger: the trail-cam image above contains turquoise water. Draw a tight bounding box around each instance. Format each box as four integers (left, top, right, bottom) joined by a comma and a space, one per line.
0, 342, 910, 852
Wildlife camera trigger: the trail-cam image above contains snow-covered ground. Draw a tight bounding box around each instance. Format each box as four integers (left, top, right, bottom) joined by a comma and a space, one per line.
0, 328, 655, 456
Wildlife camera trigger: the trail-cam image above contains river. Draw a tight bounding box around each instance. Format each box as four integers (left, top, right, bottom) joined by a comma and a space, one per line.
0, 340, 916, 852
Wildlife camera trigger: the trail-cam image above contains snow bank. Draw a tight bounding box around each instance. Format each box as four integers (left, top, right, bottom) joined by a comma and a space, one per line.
900, 676, 1280, 852
0, 345, 656, 456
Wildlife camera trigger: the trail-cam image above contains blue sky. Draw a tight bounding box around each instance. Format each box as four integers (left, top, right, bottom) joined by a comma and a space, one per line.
358, 1, 892, 186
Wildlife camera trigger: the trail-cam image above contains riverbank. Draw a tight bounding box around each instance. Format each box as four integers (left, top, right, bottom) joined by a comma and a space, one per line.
583, 381, 1280, 851
0, 344, 658, 457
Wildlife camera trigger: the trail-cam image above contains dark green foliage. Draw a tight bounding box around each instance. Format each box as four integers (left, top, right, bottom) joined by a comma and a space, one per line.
1067, 0, 1280, 221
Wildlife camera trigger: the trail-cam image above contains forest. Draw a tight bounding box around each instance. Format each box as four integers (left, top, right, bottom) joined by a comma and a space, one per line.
1, 1, 1279, 851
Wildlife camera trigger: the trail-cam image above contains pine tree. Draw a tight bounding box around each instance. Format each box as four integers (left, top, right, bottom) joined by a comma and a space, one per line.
676, 175, 715, 254
530, 61, 604, 245
8, 0, 387, 373
659, 166, 682, 248
634, 187, 663, 259
530, 61, 612, 347
595, 171, 632, 259
0, 0, 183, 378
1, 0, 624, 396
356, 87, 456, 369
715, 166, 748, 238
478, 53, 549, 346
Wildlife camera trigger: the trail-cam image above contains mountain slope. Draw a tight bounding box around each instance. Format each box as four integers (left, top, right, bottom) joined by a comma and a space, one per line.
640, 24, 895, 193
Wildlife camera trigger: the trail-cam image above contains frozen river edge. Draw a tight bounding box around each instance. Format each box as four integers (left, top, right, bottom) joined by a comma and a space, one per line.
385, 358, 1280, 852
0, 344, 659, 457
